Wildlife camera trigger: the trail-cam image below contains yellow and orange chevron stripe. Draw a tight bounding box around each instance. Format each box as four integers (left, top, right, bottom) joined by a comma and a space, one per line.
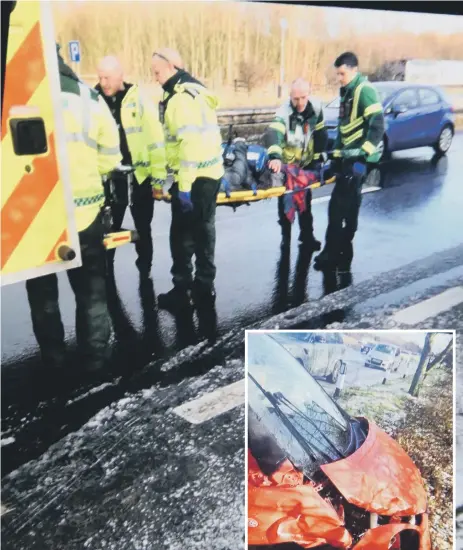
1, 1, 80, 285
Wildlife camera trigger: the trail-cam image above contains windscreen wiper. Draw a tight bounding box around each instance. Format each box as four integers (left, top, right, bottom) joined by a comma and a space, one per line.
249, 373, 333, 465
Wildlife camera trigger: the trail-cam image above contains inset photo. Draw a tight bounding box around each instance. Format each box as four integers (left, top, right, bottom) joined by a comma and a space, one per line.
246, 330, 454, 550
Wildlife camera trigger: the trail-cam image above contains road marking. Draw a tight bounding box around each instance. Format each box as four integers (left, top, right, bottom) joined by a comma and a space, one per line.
312, 186, 381, 205
173, 379, 244, 424
392, 286, 463, 325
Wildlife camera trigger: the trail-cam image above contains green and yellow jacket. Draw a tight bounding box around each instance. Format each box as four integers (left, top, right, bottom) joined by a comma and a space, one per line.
332, 73, 385, 163
264, 99, 328, 167
59, 52, 121, 232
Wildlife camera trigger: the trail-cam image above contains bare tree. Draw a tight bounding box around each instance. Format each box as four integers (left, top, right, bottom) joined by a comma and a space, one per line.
408, 333, 452, 397
409, 333, 433, 398
52, 1, 463, 92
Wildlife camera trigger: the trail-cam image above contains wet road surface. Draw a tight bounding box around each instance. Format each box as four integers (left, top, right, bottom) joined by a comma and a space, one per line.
313, 347, 416, 393
2, 360, 245, 550
2, 134, 463, 549
3, 135, 462, 367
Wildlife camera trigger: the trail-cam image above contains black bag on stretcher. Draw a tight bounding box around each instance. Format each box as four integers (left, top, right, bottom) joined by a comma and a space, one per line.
101, 165, 136, 231
103, 166, 136, 207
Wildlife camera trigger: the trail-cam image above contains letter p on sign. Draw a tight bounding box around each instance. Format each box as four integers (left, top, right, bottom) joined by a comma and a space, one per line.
69, 41, 81, 63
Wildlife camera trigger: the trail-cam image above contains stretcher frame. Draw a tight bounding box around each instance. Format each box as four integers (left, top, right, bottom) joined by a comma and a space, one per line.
159, 175, 337, 206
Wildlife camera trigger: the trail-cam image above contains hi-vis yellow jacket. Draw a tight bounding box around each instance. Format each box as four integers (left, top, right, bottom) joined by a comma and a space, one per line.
162, 81, 224, 193
59, 56, 121, 232
119, 85, 167, 188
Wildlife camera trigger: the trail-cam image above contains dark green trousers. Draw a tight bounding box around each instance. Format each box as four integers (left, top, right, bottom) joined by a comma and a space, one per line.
26, 213, 110, 369
324, 160, 367, 258
169, 178, 221, 290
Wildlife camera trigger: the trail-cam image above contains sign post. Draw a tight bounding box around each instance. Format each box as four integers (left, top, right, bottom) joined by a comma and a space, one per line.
278, 18, 288, 99
68, 40, 81, 77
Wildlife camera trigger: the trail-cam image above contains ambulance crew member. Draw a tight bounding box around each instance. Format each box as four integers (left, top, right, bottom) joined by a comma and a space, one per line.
151, 48, 224, 313
26, 47, 121, 373
315, 52, 384, 271
96, 56, 166, 278
264, 78, 328, 250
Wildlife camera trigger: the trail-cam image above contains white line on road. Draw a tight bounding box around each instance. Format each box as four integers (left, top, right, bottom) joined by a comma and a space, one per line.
311, 186, 381, 205
392, 286, 463, 325
173, 379, 245, 425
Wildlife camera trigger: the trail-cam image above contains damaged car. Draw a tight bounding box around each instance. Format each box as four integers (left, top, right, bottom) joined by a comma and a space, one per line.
247, 332, 431, 550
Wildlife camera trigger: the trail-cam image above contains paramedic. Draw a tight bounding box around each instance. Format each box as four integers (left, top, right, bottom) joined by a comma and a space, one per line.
315, 52, 384, 270
151, 48, 224, 312
264, 78, 328, 250
96, 56, 166, 278
26, 47, 121, 373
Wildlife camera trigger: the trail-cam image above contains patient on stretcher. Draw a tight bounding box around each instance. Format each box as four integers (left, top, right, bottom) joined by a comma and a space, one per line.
220, 138, 331, 196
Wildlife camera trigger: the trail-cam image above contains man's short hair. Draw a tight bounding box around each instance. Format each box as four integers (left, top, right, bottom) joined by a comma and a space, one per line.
334, 52, 359, 69
152, 48, 184, 70
290, 78, 310, 93
98, 55, 124, 74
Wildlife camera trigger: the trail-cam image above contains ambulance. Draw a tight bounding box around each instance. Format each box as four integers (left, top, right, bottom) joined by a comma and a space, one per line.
1, 0, 135, 288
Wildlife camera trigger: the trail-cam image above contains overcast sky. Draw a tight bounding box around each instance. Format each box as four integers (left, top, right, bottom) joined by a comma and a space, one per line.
323, 7, 463, 38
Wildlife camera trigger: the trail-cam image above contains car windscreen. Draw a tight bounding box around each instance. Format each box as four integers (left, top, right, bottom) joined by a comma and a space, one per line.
375, 344, 395, 354
247, 333, 350, 477
272, 332, 311, 344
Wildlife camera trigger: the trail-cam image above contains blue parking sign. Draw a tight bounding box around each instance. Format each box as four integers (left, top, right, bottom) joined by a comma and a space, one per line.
69, 41, 81, 63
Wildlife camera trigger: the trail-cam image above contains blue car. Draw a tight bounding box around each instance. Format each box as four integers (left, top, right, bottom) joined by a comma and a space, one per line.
324, 81, 456, 160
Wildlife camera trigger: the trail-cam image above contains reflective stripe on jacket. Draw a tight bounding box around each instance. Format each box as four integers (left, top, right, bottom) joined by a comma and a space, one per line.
60, 71, 121, 232
332, 73, 385, 163
163, 82, 224, 192
120, 85, 167, 187
265, 99, 327, 166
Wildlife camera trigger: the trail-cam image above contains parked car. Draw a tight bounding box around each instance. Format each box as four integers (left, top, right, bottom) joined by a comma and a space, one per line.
247, 333, 430, 549
324, 81, 455, 160
272, 331, 346, 384
365, 343, 401, 372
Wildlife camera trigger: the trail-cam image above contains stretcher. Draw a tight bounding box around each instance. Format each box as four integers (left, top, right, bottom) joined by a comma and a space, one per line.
159, 166, 337, 207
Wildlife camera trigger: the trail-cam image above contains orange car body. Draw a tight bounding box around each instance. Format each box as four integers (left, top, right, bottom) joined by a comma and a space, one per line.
248, 419, 430, 550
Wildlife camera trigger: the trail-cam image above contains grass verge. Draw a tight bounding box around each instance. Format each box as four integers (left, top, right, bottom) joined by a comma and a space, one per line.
338, 369, 453, 550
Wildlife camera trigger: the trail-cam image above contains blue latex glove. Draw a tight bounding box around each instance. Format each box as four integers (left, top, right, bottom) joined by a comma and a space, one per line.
178, 191, 193, 213
221, 177, 231, 198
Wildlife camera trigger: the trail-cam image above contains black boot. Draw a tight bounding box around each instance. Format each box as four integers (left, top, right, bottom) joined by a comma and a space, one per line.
158, 287, 193, 313
192, 281, 217, 309
135, 258, 152, 280
314, 248, 340, 271
298, 232, 321, 251
338, 241, 354, 271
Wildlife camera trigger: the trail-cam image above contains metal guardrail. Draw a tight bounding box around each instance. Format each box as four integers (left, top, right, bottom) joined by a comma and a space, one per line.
217, 106, 463, 133
217, 107, 276, 127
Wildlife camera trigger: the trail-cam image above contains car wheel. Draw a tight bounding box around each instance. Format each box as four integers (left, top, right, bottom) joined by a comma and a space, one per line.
329, 360, 342, 384
365, 166, 381, 188
376, 137, 389, 161
434, 125, 453, 155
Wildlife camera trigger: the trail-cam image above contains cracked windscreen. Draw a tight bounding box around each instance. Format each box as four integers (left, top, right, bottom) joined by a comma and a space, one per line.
247, 332, 350, 477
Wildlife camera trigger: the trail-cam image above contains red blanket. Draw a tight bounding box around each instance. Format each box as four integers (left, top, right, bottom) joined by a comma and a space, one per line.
282, 164, 318, 223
